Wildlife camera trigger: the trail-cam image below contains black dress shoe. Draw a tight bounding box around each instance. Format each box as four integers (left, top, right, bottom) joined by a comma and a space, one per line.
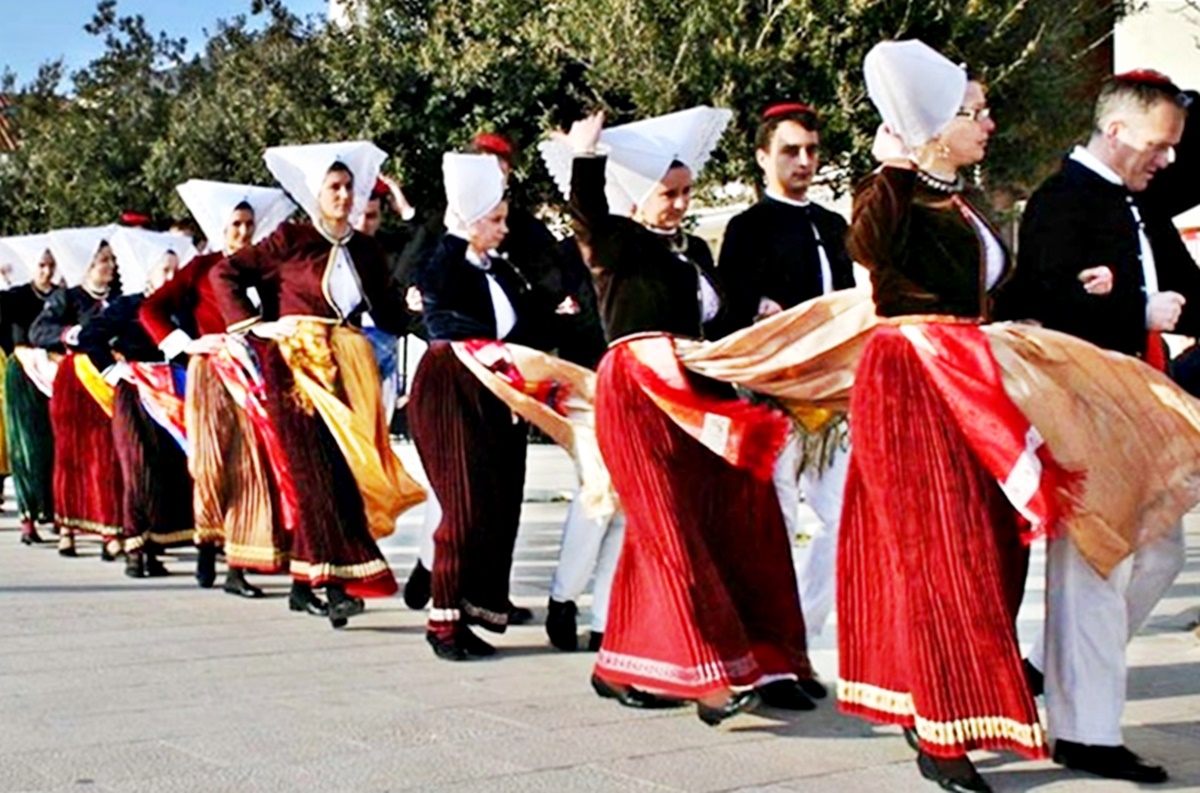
100, 540, 120, 562
457, 625, 496, 657
591, 675, 687, 710
507, 603, 534, 625
58, 544, 77, 558
403, 560, 431, 609
195, 545, 218, 589
697, 690, 761, 726
144, 555, 169, 578
125, 553, 147, 579
223, 569, 263, 598
757, 680, 816, 711
1023, 658, 1044, 697
327, 587, 365, 629
917, 751, 993, 793
587, 631, 603, 652
545, 598, 578, 651
19, 521, 44, 545
288, 584, 328, 616
798, 677, 828, 700
426, 625, 496, 661
426, 630, 466, 661
1053, 741, 1168, 783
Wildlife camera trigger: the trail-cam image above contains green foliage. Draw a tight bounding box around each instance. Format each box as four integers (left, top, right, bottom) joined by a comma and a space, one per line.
0, 0, 1123, 235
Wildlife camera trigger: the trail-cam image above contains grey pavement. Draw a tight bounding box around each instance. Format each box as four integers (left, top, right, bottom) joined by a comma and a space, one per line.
0, 443, 1198, 792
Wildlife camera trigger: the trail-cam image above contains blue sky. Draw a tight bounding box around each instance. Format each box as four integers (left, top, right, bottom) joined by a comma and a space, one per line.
2, 0, 329, 86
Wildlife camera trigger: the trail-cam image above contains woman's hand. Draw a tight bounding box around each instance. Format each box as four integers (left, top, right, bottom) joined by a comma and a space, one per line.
248, 317, 300, 340
1078, 266, 1114, 296
551, 111, 605, 156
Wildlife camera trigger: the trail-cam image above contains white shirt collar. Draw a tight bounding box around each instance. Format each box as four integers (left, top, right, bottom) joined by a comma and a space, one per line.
1069, 146, 1125, 187
764, 190, 811, 208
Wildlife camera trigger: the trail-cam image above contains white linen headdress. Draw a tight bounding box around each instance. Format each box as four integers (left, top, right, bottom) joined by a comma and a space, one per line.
262, 141, 387, 229
539, 106, 732, 214
47, 226, 118, 288
176, 180, 296, 255
0, 233, 53, 286
107, 227, 197, 295
864, 40, 968, 152
442, 152, 506, 231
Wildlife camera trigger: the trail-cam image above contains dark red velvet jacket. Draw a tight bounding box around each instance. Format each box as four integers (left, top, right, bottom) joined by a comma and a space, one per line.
138, 251, 228, 344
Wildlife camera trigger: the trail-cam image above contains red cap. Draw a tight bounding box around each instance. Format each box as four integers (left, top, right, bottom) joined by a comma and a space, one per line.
1115, 69, 1175, 87
119, 211, 152, 227
372, 178, 390, 198
762, 102, 816, 120
473, 132, 515, 160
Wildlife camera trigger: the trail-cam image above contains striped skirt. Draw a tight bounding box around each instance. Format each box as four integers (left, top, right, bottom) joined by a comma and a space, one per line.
592, 341, 811, 699
836, 324, 1045, 759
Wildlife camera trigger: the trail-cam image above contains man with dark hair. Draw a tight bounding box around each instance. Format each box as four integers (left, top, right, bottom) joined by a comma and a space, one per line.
716, 103, 856, 648
998, 70, 1199, 784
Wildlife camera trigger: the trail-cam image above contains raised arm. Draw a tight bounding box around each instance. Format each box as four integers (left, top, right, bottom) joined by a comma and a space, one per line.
210, 225, 286, 332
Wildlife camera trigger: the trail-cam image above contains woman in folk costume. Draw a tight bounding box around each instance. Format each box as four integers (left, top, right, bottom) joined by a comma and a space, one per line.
408, 153, 550, 660
78, 229, 195, 578
542, 108, 817, 725
836, 41, 1044, 792
0, 237, 60, 545
140, 180, 295, 596
29, 228, 126, 558
210, 141, 424, 629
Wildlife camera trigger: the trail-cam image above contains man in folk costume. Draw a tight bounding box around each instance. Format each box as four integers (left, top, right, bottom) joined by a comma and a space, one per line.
717, 102, 856, 642
211, 141, 424, 628
0, 237, 60, 545
142, 180, 296, 595
30, 227, 124, 559
78, 227, 196, 578
997, 71, 1200, 784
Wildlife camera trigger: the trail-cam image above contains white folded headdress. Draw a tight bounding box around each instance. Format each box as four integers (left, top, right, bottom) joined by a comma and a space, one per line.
107, 227, 197, 295
0, 233, 53, 286
539, 106, 732, 214
864, 40, 968, 152
176, 180, 296, 255
262, 140, 387, 229
47, 226, 119, 288
442, 152, 506, 232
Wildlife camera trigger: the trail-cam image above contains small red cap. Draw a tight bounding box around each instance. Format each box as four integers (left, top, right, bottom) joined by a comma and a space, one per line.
473, 132, 515, 160
1115, 69, 1175, 87
762, 102, 816, 120
119, 211, 152, 227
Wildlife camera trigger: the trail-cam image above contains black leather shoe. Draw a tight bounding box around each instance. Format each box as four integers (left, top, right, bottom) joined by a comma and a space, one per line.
1052, 741, 1168, 784
58, 543, 77, 558
917, 751, 993, 792
545, 598, 579, 651
426, 629, 466, 661
144, 555, 169, 578
19, 521, 44, 545
507, 603, 534, 625
798, 677, 828, 700
124, 553, 147, 579
223, 569, 263, 598
327, 587, 365, 629
587, 631, 604, 652
1023, 658, 1044, 697
697, 691, 761, 726
100, 540, 120, 562
457, 625, 496, 657
195, 545, 218, 589
288, 584, 328, 616
403, 560, 431, 609
591, 675, 687, 710
757, 680, 816, 711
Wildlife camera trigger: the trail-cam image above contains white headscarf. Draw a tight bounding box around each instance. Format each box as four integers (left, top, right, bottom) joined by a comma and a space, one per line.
0, 233, 53, 286
176, 180, 296, 255
47, 226, 118, 288
107, 227, 197, 295
262, 141, 387, 232
442, 152, 506, 233
864, 40, 968, 152
539, 106, 732, 214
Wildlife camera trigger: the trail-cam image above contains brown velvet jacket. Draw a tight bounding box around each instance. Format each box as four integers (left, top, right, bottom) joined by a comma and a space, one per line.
847, 166, 1010, 319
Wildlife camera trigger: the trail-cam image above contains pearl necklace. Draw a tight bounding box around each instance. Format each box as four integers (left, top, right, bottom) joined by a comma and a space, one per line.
915, 169, 965, 194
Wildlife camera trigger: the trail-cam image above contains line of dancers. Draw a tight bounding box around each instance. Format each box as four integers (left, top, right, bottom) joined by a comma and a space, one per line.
1, 38, 1198, 792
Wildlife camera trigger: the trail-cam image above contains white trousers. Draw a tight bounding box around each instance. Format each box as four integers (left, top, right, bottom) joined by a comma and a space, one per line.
773, 432, 850, 640
549, 494, 625, 631
1029, 522, 1185, 745
417, 489, 441, 569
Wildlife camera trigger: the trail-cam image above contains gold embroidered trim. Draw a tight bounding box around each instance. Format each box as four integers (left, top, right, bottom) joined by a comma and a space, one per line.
55, 515, 122, 537
838, 680, 1047, 750
596, 649, 760, 687
289, 558, 391, 581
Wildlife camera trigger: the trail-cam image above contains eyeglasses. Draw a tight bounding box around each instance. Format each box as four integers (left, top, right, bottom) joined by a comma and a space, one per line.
957, 106, 992, 123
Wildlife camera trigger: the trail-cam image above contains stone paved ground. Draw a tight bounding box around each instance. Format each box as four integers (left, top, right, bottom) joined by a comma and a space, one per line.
0, 444, 1198, 792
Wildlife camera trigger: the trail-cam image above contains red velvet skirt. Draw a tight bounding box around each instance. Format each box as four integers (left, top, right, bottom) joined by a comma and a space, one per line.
837, 324, 1046, 759
409, 343, 527, 631
253, 338, 396, 597
592, 342, 811, 699
50, 355, 123, 540
111, 381, 194, 551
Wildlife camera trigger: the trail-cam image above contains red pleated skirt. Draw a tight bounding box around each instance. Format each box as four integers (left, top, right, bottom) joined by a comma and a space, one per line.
837, 324, 1046, 759
112, 380, 194, 551
409, 342, 527, 631
593, 341, 811, 699
50, 354, 123, 539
